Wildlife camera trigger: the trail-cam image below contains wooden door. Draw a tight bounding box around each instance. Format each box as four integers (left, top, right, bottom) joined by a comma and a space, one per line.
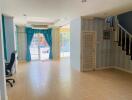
81, 31, 96, 71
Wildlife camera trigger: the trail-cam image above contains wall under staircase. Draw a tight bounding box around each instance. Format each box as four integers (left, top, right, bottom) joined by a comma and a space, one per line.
70, 13, 132, 72
111, 12, 132, 73
111, 36, 132, 72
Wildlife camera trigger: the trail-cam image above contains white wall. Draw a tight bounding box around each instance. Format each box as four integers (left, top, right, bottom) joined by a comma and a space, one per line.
94, 18, 112, 68
70, 17, 81, 71
4, 16, 16, 62
17, 26, 27, 61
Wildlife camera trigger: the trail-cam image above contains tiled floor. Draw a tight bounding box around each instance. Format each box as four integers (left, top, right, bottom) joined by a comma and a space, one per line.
8, 59, 132, 100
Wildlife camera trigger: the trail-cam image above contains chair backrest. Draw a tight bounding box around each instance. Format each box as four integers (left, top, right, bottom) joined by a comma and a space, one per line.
7, 52, 15, 70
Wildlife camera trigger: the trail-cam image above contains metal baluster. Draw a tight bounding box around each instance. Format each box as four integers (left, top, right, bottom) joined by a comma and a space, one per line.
129, 36, 131, 55
131, 38, 132, 60
121, 28, 122, 46
124, 32, 127, 50
122, 30, 125, 50
118, 27, 121, 46
126, 34, 129, 55
117, 26, 119, 42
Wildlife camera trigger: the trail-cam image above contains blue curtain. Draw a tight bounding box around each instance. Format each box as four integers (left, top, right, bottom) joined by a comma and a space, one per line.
25, 27, 53, 61
15, 25, 19, 53
42, 29, 53, 59
2, 15, 7, 61
25, 27, 35, 62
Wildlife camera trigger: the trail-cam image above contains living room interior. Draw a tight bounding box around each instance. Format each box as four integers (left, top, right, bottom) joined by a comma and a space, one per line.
0, 0, 132, 100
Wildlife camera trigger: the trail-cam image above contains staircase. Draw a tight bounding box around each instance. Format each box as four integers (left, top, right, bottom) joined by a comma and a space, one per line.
117, 23, 132, 60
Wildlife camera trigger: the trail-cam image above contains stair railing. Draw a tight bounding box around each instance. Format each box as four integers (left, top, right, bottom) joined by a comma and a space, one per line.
117, 23, 132, 59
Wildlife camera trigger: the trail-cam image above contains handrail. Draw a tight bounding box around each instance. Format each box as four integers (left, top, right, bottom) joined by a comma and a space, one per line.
118, 24, 132, 38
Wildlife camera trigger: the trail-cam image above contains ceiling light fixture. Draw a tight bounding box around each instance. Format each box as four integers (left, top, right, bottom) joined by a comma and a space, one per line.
23, 14, 27, 17
82, 0, 87, 3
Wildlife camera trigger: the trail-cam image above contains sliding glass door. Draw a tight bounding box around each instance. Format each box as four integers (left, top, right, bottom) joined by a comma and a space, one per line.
30, 33, 50, 61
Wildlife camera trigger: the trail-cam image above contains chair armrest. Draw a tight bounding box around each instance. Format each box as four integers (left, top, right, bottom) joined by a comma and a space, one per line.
6, 74, 12, 77
5, 62, 9, 66
6, 69, 12, 76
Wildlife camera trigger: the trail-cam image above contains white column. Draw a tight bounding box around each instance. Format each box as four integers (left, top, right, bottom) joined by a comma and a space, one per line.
70, 17, 81, 71
0, 15, 8, 100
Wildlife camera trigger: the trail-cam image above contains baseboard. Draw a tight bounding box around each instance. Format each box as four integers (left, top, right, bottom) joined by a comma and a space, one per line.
82, 66, 113, 72
18, 60, 26, 63
113, 66, 132, 74
82, 66, 132, 74
95, 66, 113, 70
81, 69, 95, 72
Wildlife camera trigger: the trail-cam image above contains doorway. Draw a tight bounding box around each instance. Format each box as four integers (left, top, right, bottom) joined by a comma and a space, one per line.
30, 33, 50, 61
60, 24, 70, 58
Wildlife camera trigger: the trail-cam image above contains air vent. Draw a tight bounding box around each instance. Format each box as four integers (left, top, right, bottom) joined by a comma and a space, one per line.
32, 25, 48, 29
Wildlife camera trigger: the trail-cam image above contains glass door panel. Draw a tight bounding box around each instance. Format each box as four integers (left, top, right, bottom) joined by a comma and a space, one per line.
38, 34, 50, 60
30, 33, 50, 61
60, 25, 70, 58
30, 34, 39, 60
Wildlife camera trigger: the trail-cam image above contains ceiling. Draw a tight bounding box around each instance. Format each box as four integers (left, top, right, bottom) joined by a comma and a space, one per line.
3, 0, 132, 26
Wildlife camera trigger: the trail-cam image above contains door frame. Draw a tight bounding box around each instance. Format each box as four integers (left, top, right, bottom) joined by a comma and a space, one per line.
80, 31, 96, 72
